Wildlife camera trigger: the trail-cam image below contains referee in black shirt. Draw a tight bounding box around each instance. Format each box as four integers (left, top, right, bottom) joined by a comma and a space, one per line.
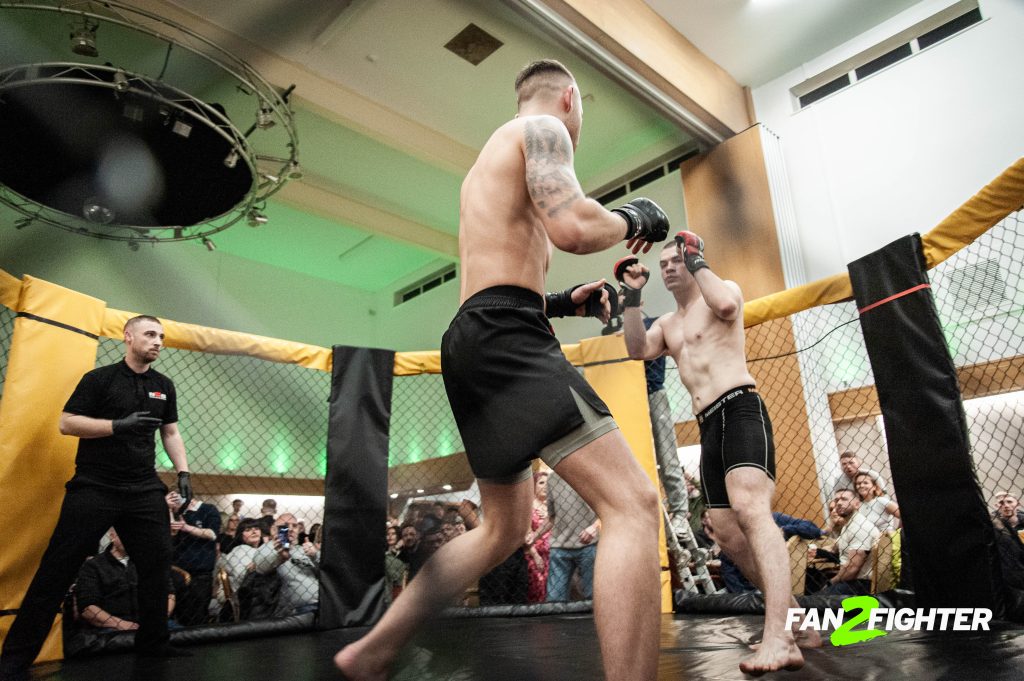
0, 316, 193, 679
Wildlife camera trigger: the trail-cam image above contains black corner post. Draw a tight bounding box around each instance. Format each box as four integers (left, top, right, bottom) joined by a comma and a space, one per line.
848, 234, 1002, 610
318, 345, 395, 629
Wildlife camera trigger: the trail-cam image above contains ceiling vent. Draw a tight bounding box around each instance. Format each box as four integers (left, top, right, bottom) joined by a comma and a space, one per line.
591, 145, 700, 206
791, 0, 981, 109
394, 264, 457, 306
444, 24, 503, 65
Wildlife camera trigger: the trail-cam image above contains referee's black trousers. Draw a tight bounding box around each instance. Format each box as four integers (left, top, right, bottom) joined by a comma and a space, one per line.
0, 483, 171, 674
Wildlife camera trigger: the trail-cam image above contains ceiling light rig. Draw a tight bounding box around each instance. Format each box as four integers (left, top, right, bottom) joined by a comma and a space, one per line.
0, 1, 300, 245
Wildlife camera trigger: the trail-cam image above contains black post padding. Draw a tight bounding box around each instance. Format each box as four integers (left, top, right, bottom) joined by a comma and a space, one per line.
848, 234, 1002, 611
319, 345, 395, 629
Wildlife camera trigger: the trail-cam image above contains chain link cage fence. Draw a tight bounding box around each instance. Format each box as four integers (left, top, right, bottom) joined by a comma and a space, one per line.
932, 211, 1024, 557
386, 368, 602, 610
659, 212, 1024, 600
1, 212, 1019, 629
0, 305, 13, 403
59, 337, 331, 651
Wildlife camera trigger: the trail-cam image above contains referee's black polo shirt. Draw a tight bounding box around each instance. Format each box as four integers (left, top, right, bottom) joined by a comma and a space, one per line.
63, 359, 178, 488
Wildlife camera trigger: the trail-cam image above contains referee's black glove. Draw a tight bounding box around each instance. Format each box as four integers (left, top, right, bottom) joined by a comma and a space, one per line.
112, 411, 162, 435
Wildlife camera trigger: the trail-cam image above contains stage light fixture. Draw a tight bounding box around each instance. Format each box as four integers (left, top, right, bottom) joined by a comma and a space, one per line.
69, 18, 99, 57
1, 2, 299, 246
247, 210, 268, 227
257, 104, 275, 129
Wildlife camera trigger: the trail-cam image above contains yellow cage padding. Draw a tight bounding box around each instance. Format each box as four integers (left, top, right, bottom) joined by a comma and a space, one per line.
0, 276, 108, 663
743, 156, 1024, 327
578, 334, 672, 612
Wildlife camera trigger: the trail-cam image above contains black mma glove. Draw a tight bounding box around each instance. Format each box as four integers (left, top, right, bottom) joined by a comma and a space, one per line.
112, 411, 162, 435
675, 230, 709, 274
545, 283, 618, 319
612, 198, 669, 244
177, 472, 193, 515
612, 256, 649, 308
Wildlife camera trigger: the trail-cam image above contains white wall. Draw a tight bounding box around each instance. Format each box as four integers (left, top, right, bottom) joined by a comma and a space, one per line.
752, 0, 1024, 283
371, 169, 689, 351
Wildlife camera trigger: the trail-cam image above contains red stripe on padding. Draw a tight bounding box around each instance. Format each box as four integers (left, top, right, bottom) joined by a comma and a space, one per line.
857, 283, 932, 315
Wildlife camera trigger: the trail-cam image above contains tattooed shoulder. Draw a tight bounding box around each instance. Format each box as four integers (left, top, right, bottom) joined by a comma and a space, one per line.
523, 118, 581, 218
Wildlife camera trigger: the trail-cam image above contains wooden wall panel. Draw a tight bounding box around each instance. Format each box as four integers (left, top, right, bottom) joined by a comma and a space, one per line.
680, 127, 819, 520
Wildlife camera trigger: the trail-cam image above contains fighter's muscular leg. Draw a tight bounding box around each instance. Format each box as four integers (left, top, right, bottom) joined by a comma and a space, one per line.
554, 429, 661, 681
711, 468, 807, 674
709, 510, 822, 652
334, 478, 534, 681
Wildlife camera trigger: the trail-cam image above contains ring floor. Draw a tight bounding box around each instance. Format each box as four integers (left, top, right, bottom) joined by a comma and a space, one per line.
21, 613, 1024, 680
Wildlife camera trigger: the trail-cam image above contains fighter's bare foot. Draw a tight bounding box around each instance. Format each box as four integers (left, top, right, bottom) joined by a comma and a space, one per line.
739, 637, 805, 676
751, 628, 822, 651
334, 644, 388, 681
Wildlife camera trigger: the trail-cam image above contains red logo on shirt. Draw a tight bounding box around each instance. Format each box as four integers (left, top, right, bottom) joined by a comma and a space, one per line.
148, 391, 167, 400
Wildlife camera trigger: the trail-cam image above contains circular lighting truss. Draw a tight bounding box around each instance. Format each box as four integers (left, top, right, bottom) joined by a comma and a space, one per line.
0, 1, 299, 244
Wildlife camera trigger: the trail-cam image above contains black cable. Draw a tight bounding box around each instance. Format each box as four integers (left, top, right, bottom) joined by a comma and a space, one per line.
748, 317, 860, 364
662, 316, 862, 371
156, 42, 172, 81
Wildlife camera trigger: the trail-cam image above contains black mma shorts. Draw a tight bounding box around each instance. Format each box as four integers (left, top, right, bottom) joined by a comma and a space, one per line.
696, 386, 776, 508
441, 286, 615, 483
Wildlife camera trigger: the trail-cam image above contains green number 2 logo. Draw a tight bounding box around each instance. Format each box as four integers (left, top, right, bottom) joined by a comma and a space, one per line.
830, 596, 888, 646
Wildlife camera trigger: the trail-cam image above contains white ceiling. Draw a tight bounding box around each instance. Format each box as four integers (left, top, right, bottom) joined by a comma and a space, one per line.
643, 0, 924, 87
1, 0, 931, 294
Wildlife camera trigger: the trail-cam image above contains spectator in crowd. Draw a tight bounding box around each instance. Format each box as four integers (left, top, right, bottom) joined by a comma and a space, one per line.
308, 523, 323, 547
213, 518, 281, 621
831, 451, 887, 499
714, 513, 823, 594
525, 471, 553, 603
221, 519, 276, 590
385, 525, 401, 555
818, 489, 880, 596
441, 517, 465, 543
384, 524, 406, 603
457, 499, 480, 530
218, 514, 240, 555
397, 523, 419, 564
994, 492, 1024, 531
273, 512, 320, 616
231, 499, 244, 517
546, 471, 599, 602
405, 516, 445, 582
854, 472, 900, 532
992, 505, 1024, 619
260, 499, 277, 523
168, 491, 221, 625
75, 529, 176, 633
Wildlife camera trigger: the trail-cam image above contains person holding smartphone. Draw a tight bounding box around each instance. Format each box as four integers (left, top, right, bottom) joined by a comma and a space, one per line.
272, 513, 319, 616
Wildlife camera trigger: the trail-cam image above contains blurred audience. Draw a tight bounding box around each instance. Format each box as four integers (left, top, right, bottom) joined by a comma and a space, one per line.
218, 514, 240, 555
831, 451, 887, 498
74, 529, 176, 633
525, 471, 552, 604
817, 489, 879, 596
273, 513, 320, 616
545, 471, 598, 602
854, 472, 900, 532
167, 491, 220, 625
